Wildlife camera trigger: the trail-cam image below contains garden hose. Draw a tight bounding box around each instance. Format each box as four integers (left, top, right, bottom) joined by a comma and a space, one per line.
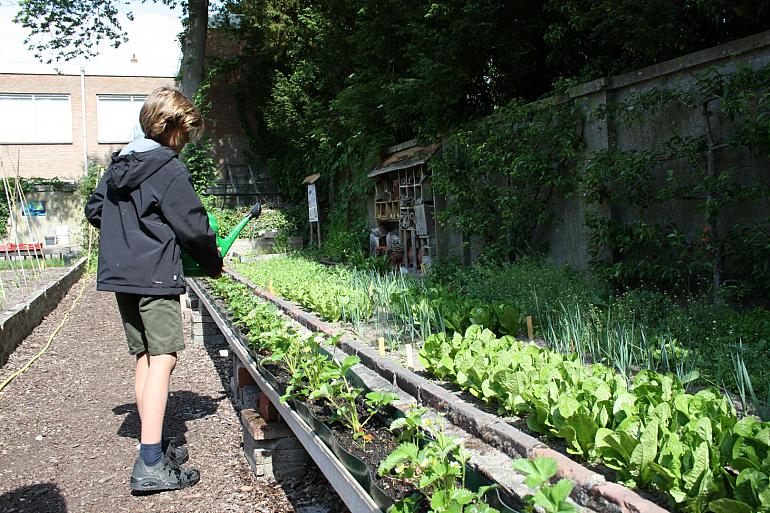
0, 224, 94, 394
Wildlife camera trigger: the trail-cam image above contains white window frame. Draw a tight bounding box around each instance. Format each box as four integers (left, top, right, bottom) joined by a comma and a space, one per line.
96, 94, 147, 144
0, 93, 73, 144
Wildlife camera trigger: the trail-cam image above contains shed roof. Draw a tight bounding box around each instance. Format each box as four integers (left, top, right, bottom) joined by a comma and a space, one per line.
367, 143, 440, 178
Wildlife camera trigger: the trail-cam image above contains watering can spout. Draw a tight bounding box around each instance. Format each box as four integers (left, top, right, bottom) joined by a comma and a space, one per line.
218, 201, 262, 256
181, 201, 262, 277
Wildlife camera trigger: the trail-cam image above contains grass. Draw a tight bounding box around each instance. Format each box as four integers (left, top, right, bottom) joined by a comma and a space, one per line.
0, 257, 68, 271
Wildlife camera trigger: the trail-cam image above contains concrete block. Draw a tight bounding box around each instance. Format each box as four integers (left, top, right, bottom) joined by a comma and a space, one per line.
242, 385, 261, 410
192, 322, 223, 337
193, 332, 225, 345
483, 421, 542, 458
241, 408, 308, 481
241, 409, 294, 441
589, 482, 669, 513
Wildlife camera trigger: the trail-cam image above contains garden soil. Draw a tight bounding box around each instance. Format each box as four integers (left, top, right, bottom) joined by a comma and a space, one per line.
0, 275, 346, 513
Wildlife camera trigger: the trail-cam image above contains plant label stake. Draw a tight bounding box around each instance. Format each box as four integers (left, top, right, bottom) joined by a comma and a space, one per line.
405, 343, 414, 369
303, 173, 321, 246
268, 280, 275, 295
378, 337, 386, 356
526, 315, 534, 341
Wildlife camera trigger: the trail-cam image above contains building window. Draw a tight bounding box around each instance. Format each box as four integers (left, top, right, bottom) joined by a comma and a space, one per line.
97, 95, 146, 144
0, 94, 73, 144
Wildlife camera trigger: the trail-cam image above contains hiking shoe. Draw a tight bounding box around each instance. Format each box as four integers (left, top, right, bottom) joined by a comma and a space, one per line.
162, 439, 189, 467
130, 455, 200, 492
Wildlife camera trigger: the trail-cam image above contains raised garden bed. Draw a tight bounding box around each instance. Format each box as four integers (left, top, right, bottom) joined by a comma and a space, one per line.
225, 266, 759, 513
0, 258, 86, 366
189, 277, 570, 513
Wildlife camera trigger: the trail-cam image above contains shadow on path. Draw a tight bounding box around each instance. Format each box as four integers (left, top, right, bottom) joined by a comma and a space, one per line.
112, 390, 225, 445
0, 483, 67, 513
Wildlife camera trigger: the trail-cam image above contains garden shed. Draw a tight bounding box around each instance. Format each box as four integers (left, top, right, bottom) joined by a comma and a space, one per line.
368, 140, 440, 272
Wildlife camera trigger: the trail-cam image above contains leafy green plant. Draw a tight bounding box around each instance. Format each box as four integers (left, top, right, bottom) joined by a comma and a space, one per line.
419, 324, 770, 512
181, 137, 218, 196
389, 405, 430, 445
310, 354, 398, 445
511, 457, 576, 513
380, 421, 499, 513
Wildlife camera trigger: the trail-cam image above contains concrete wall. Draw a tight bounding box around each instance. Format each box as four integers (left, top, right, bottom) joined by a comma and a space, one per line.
547, 29, 770, 269
19, 189, 83, 245
434, 30, 770, 269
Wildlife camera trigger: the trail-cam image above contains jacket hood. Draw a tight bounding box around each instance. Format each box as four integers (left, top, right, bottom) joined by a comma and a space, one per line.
106, 146, 177, 194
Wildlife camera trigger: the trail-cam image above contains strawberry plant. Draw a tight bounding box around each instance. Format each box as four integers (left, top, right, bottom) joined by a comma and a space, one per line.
511, 457, 576, 513
380, 421, 499, 513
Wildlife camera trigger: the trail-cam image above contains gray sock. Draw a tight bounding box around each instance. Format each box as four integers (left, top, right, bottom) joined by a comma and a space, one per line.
139, 442, 163, 466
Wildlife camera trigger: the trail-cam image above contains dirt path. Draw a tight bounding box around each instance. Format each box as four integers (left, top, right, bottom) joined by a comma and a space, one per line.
0, 275, 345, 513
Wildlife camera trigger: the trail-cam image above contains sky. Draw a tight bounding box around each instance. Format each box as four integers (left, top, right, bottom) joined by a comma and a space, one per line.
0, 1, 184, 76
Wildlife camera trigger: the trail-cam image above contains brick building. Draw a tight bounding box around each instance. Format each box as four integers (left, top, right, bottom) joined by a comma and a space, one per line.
201, 28, 280, 207
0, 71, 175, 244
0, 72, 175, 180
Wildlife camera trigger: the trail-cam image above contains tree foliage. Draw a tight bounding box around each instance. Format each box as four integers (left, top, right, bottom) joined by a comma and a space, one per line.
216, 0, 769, 207
13, 0, 207, 98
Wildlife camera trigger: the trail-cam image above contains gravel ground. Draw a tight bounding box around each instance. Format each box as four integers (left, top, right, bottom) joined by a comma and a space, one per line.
0, 275, 346, 513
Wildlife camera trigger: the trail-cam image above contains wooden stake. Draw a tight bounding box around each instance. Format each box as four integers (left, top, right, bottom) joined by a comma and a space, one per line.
405, 343, 414, 369
378, 337, 386, 356
526, 315, 534, 341
268, 280, 275, 295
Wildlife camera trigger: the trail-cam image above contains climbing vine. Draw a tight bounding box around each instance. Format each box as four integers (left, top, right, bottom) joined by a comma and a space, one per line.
427, 63, 770, 300
429, 97, 584, 261
583, 64, 770, 299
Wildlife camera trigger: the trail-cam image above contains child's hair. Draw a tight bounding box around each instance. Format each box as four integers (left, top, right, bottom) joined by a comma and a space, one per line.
139, 87, 203, 147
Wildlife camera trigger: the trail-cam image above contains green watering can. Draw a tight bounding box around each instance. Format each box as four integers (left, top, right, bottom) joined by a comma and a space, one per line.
182, 201, 262, 277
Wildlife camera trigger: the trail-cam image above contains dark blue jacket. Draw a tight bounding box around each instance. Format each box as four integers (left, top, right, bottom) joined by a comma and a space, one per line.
85, 145, 221, 295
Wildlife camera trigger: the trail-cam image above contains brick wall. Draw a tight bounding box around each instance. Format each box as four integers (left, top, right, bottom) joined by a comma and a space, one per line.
0, 73, 174, 181
204, 31, 251, 168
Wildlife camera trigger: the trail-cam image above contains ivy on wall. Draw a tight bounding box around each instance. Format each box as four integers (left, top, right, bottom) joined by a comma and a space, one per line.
584, 65, 770, 299
428, 63, 770, 300
430, 98, 585, 262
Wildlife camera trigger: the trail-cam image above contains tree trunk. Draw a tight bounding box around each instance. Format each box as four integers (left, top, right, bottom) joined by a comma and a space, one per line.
180, 0, 209, 100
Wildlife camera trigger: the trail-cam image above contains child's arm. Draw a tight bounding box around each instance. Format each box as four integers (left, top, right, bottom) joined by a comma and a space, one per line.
84, 176, 108, 229
160, 173, 223, 277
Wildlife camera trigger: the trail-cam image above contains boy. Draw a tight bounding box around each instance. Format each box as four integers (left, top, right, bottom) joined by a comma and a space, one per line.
85, 87, 222, 492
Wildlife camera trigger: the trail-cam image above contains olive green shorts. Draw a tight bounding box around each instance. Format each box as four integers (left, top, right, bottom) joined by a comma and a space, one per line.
115, 293, 185, 356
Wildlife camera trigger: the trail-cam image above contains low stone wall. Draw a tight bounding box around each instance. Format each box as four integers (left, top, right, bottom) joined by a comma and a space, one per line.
0, 258, 87, 366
